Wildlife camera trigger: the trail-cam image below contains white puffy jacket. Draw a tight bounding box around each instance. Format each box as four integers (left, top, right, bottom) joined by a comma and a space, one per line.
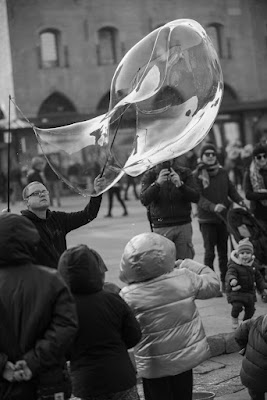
120, 233, 220, 379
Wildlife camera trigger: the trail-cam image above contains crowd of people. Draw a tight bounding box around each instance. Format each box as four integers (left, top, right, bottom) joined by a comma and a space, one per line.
1, 139, 267, 400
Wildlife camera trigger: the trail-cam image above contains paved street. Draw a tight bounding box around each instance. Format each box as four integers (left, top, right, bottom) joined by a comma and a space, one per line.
2, 192, 266, 399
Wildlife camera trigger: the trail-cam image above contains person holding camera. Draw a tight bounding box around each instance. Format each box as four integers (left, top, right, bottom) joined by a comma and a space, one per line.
140, 159, 199, 260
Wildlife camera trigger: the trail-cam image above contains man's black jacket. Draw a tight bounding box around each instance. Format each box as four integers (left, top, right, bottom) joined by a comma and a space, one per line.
21, 195, 102, 269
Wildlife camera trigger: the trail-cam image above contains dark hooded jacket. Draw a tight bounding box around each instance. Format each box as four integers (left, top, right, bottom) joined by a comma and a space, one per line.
21, 195, 102, 269
235, 315, 267, 393
58, 245, 141, 398
0, 213, 78, 398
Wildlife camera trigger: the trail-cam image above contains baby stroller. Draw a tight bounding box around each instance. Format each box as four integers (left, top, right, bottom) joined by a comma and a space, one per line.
226, 207, 267, 285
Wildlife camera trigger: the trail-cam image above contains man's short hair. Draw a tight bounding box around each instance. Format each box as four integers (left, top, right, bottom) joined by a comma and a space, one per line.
22, 181, 47, 200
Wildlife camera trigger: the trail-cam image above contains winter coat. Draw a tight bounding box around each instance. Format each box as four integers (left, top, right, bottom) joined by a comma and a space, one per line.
0, 213, 78, 397
140, 165, 199, 228
119, 233, 220, 379
243, 168, 267, 223
21, 195, 102, 269
235, 315, 267, 393
58, 245, 141, 398
225, 250, 266, 304
194, 166, 243, 224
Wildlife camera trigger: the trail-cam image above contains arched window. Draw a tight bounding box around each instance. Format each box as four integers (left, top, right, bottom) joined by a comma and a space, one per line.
38, 92, 76, 116
206, 23, 224, 58
97, 27, 118, 65
39, 29, 60, 68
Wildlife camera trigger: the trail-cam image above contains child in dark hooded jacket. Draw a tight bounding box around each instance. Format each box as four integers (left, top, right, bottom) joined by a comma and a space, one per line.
58, 244, 142, 400
235, 315, 267, 400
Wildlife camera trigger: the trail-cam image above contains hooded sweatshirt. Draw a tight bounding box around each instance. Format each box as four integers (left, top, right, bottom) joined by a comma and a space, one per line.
0, 214, 78, 385
58, 245, 141, 398
120, 233, 220, 379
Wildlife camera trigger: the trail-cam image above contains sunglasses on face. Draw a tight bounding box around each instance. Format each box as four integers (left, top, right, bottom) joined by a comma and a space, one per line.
204, 152, 216, 157
27, 190, 49, 198
255, 154, 267, 161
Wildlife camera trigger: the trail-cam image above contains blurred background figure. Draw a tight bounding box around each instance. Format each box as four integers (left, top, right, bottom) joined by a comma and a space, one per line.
27, 156, 46, 185
105, 181, 128, 218
124, 176, 139, 201
10, 161, 22, 205
240, 144, 253, 172
224, 140, 243, 190
243, 142, 267, 232
44, 157, 62, 207
0, 171, 7, 203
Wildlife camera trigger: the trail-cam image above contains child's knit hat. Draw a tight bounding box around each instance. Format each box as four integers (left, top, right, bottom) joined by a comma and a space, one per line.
237, 238, 253, 254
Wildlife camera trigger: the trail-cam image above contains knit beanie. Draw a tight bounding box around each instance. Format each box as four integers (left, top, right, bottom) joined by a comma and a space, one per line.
200, 143, 217, 159
252, 143, 267, 157
237, 238, 253, 254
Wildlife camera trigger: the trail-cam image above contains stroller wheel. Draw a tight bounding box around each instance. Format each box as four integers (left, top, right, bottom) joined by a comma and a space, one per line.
261, 294, 267, 303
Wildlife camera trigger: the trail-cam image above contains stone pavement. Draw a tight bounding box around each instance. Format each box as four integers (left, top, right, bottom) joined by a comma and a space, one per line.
3, 194, 267, 399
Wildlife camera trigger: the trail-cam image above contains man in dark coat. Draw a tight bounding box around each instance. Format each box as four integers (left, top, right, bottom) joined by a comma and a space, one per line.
140, 159, 199, 260
21, 178, 104, 269
0, 213, 78, 400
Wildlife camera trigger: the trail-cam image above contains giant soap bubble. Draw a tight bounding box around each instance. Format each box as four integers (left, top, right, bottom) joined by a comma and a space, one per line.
34, 19, 223, 196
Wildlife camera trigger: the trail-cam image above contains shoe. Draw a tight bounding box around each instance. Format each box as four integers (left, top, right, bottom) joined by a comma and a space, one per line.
232, 317, 239, 330
105, 214, 112, 218
216, 290, 223, 297
122, 211, 128, 216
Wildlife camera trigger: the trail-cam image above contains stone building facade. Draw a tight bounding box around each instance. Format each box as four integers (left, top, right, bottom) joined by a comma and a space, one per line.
0, 0, 267, 175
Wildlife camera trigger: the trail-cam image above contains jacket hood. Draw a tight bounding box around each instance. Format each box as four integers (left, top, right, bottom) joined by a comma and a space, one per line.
0, 213, 39, 266
58, 244, 108, 294
119, 232, 175, 284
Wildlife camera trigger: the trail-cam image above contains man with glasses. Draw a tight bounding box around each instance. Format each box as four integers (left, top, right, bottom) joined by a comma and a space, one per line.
243, 142, 267, 232
21, 179, 104, 269
194, 143, 245, 294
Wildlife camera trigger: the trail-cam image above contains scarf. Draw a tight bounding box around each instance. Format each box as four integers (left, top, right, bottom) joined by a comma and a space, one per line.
249, 161, 267, 206
197, 161, 221, 189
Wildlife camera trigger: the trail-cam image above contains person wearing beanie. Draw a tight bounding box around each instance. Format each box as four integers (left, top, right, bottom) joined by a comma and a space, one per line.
194, 143, 246, 295
58, 244, 141, 400
120, 232, 220, 400
225, 238, 267, 330
243, 142, 267, 232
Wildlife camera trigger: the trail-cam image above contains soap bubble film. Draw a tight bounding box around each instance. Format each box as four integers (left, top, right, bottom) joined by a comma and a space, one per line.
34, 19, 223, 196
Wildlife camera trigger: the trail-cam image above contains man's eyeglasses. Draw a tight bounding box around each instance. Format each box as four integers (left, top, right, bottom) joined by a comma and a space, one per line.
255, 153, 267, 161
27, 190, 49, 198
204, 152, 216, 157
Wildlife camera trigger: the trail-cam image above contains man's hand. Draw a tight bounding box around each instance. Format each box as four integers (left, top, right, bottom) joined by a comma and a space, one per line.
13, 360, 32, 382
156, 169, 170, 185
169, 168, 183, 188
93, 175, 106, 193
2, 361, 16, 382
214, 203, 226, 213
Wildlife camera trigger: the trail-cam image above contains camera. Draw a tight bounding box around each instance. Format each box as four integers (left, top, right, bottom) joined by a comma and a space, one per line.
161, 161, 171, 171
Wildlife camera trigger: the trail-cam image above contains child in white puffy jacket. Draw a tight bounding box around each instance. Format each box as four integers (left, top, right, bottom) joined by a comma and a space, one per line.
119, 232, 220, 400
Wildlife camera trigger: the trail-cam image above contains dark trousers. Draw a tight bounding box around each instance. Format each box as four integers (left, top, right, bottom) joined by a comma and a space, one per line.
231, 299, 255, 320
142, 369, 193, 400
107, 187, 128, 216
199, 222, 228, 283
248, 388, 265, 400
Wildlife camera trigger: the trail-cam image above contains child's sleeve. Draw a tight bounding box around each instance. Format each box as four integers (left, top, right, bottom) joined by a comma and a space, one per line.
179, 259, 220, 299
